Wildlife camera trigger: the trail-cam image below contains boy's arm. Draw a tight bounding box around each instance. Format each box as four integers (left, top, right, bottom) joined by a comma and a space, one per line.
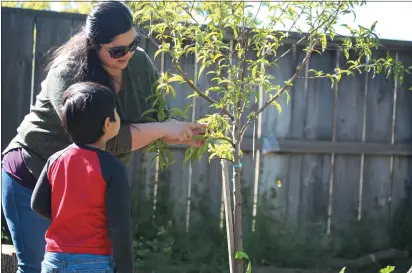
105, 163, 133, 273
31, 160, 52, 221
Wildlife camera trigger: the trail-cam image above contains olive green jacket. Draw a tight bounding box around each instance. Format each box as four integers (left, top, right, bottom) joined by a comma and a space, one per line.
3, 47, 163, 179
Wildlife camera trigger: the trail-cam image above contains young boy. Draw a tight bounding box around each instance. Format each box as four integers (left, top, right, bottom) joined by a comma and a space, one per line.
31, 82, 133, 273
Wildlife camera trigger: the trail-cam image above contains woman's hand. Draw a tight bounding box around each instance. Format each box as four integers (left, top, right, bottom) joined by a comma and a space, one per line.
162, 123, 206, 147
162, 121, 207, 142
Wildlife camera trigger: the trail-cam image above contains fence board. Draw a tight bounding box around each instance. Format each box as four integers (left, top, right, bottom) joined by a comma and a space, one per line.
286, 47, 309, 227
240, 51, 258, 235
241, 152, 255, 235
161, 54, 192, 231
145, 38, 161, 71
189, 62, 223, 230
331, 52, 364, 233
259, 47, 295, 222
390, 52, 412, 240
33, 16, 72, 97
1, 12, 35, 150
363, 51, 395, 249
298, 51, 335, 229
71, 19, 85, 36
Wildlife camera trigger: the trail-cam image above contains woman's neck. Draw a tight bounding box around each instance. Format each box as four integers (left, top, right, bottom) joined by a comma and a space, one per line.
103, 65, 122, 78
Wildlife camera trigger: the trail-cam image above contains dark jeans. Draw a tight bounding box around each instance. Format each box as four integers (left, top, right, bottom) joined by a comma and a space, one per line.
2, 170, 50, 273
42, 252, 115, 273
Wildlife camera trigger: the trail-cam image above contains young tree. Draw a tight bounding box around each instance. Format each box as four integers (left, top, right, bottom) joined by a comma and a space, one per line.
131, 1, 411, 273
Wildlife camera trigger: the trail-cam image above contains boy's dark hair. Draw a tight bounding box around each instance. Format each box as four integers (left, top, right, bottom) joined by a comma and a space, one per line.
61, 82, 117, 144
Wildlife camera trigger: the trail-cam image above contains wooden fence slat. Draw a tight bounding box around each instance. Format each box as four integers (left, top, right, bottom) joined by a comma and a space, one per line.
145, 38, 161, 71
239, 50, 258, 236
1, 12, 35, 149
241, 152, 255, 235
71, 19, 85, 36
298, 51, 334, 229
33, 16, 72, 97
158, 53, 193, 231
259, 46, 295, 223
390, 52, 412, 246
331, 51, 364, 242
362, 51, 395, 249
286, 47, 309, 227
189, 60, 223, 231
129, 151, 149, 232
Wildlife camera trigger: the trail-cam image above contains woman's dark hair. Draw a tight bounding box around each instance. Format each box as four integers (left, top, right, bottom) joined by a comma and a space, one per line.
48, 1, 133, 89
61, 82, 117, 144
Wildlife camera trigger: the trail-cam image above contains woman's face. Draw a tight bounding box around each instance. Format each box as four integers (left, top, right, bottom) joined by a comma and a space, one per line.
98, 27, 137, 71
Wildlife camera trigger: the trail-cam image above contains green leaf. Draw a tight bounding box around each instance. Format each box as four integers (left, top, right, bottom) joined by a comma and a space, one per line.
343, 49, 349, 60
320, 34, 327, 52
168, 74, 185, 83
235, 251, 252, 273
271, 100, 282, 113
184, 148, 195, 164
154, 48, 167, 60
252, 65, 258, 78
199, 142, 208, 155
198, 63, 206, 80
371, 20, 378, 32
141, 109, 158, 118
380, 266, 395, 273
339, 267, 346, 273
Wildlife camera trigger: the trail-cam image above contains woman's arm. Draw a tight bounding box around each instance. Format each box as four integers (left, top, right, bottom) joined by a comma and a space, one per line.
106, 51, 207, 154
129, 121, 207, 151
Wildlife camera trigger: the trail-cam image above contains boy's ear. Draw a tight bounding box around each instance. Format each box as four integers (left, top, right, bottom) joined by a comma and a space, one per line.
103, 116, 111, 133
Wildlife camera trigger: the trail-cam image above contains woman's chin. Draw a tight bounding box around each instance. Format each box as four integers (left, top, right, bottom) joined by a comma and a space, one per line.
116, 60, 129, 69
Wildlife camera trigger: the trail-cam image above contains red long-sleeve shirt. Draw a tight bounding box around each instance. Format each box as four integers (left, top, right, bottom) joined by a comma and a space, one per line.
31, 143, 133, 273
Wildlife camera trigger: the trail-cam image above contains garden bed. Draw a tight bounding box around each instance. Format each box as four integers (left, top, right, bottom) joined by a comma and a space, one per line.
2, 244, 411, 273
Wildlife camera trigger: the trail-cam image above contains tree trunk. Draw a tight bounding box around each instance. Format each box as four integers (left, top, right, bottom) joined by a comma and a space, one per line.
221, 160, 235, 273
1, 244, 17, 273
233, 121, 243, 273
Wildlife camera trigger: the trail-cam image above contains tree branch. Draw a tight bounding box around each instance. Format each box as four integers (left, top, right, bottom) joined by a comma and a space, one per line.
298, 75, 331, 79
214, 157, 234, 164
177, 1, 199, 25
175, 65, 235, 121
271, 36, 306, 64
269, 2, 344, 65
240, 44, 315, 137
252, 2, 262, 26
212, 137, 235, 148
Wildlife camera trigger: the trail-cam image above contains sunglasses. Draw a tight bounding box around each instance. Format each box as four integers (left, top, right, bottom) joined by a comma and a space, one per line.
101, 35, 142, 59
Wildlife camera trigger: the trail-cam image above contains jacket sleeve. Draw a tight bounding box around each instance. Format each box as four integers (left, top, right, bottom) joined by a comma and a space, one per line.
31, 160, 52, 221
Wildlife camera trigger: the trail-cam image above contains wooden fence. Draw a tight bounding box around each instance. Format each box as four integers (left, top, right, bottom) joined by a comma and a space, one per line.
2, 7, 412, 257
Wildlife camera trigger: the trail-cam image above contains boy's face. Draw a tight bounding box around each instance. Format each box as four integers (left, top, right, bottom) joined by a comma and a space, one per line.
103, 109, 121, 140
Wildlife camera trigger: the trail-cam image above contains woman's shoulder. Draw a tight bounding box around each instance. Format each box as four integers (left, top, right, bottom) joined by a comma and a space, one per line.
128, 47, 159, 80
47, 59, 79, 81
128, 46, 151, 67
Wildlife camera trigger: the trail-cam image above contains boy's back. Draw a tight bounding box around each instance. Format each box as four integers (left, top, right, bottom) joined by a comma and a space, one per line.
38, 144, 128, 254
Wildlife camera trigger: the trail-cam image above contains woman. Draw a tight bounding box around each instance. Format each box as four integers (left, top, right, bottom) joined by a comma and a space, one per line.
1, 2, 205, 273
